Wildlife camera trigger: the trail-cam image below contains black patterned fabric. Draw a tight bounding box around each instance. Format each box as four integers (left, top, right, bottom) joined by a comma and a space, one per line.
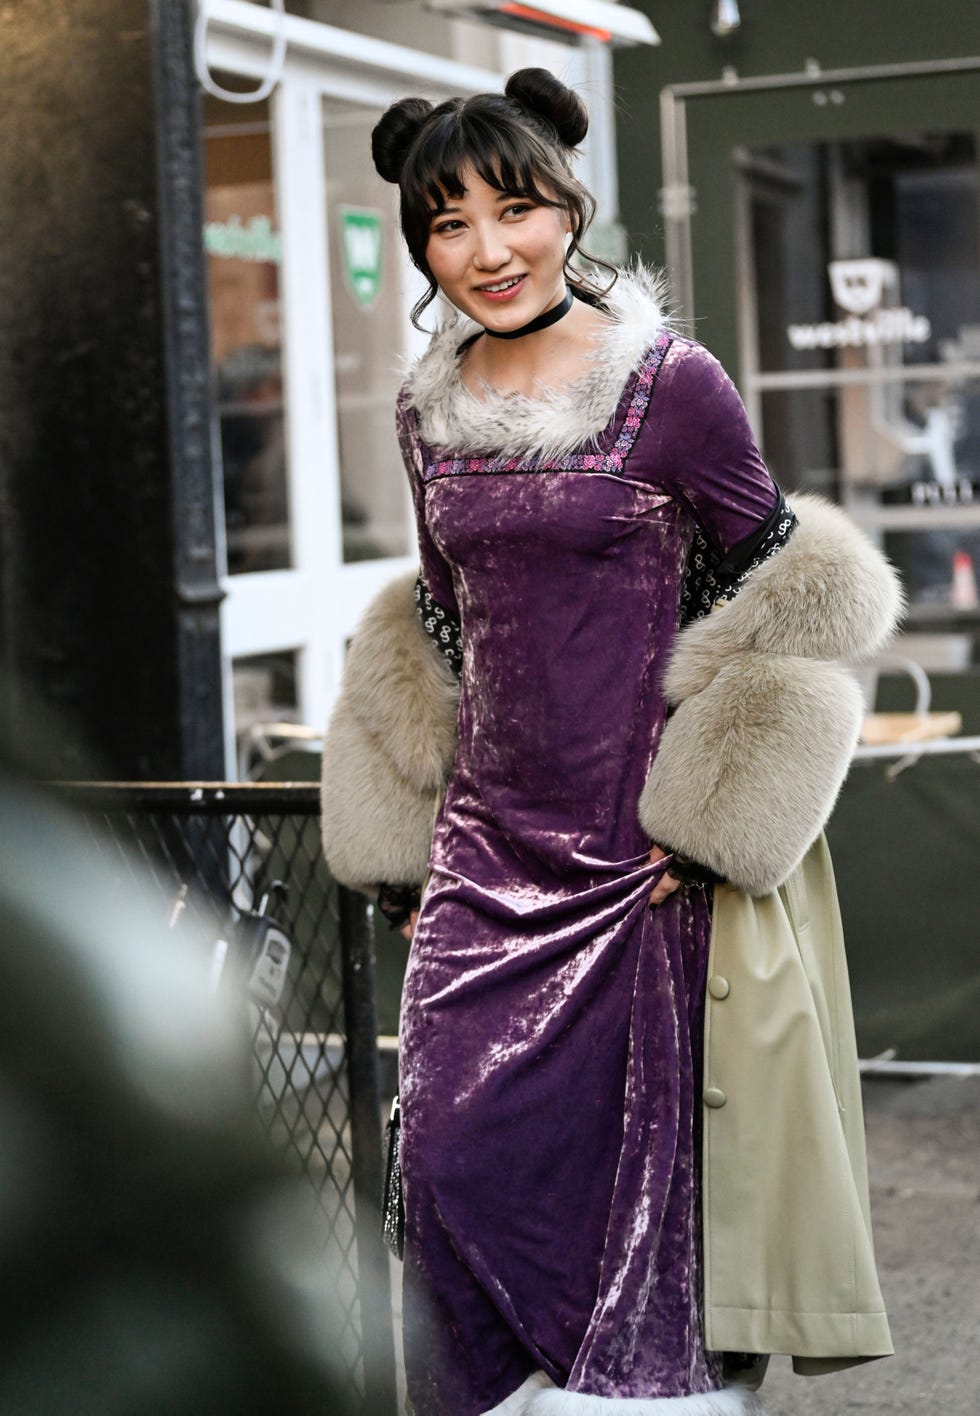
377, 882, 421, 930
658, 851, 722, 890
680, 492, 797, 628
415, 575, 464, 680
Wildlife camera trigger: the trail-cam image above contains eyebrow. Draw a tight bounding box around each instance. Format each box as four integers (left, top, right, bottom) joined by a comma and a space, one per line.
429, 192, 527, 219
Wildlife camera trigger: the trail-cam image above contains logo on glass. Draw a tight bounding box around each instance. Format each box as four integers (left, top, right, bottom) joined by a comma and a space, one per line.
786, 257, 931, 350
340, 207, 384, 310
828, 258, 895, 316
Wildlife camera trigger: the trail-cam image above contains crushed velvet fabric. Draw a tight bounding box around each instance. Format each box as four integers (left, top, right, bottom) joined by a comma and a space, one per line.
396, 312, 780, 1414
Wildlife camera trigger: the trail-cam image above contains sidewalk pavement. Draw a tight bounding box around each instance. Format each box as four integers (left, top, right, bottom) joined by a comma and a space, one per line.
762, 1075, 980, 1415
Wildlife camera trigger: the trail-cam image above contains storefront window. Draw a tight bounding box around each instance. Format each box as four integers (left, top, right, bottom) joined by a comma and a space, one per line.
323, 97, 413, 564
204, 84, 291, 574
233, 648, 298, 734
741, 133, 980, 626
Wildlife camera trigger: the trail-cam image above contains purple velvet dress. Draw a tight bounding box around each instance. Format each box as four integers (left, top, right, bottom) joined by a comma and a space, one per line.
395, 333, 777, 1414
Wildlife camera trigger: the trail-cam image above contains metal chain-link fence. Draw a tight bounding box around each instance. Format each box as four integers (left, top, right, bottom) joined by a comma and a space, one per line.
62, 783, 398, 1416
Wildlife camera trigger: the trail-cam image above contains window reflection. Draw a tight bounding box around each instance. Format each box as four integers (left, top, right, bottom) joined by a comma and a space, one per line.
204, 87, 291, 574
232, 650, 298, 733
323, 98, 412, 564
742, 133, 980, 622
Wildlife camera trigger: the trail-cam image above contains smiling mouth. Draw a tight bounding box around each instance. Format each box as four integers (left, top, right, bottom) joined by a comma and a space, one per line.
475, 275, 525, 294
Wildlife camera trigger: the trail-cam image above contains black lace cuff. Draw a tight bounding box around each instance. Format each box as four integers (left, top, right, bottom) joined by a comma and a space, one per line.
376, 883, 422, 931
681, 491, 797, 627
414, 576, 463, 681
659, 849, 723, 890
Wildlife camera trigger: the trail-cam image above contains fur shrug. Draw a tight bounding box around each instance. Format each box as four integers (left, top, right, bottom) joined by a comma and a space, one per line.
637, 492, 903, 894
320, 572, 458, 896
321, 271, 904, 898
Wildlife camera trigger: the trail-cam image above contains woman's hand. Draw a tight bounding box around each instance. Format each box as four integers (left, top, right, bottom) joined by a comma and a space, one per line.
647, 845, 683, 908
400, 909, 420, 942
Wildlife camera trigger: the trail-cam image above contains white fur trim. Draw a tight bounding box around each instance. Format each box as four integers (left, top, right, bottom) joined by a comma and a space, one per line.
407, 266, 670, 460
482, 1371, 557, 1415
484, 1375, 764, 1416
527, 1386, 764, 1415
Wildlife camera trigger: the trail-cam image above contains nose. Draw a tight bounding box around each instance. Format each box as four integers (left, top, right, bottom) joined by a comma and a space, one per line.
472, 220, 511, 272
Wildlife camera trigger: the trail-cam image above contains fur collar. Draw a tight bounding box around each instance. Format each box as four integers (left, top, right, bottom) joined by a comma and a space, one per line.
406, 265, 670, 460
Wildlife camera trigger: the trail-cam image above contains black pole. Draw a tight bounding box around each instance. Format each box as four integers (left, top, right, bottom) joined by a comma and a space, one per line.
150, 0, 225, 779
0, 0, 223, 779
339, 886, 399, 1415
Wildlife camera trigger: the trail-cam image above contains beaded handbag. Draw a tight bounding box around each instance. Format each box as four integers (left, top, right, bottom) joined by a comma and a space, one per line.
381, 1094, 405, 1260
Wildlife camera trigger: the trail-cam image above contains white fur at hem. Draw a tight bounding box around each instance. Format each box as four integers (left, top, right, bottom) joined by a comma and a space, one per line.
482, 1372, 764, 1416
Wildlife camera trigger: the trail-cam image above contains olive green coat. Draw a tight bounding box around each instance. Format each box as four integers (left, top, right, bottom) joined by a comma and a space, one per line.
703, 834, 893, 1370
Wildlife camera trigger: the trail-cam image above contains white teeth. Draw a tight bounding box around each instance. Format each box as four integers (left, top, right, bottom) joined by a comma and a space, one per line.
481, 277, 522, 293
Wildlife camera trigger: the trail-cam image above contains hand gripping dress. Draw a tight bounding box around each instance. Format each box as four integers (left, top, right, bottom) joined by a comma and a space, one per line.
393, 274, 779, 1416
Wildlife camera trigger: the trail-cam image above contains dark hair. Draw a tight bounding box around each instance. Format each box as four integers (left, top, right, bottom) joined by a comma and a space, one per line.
371, 68, 616, 328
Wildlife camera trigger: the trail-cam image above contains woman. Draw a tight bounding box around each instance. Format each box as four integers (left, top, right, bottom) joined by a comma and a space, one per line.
322, 69, 898, 1415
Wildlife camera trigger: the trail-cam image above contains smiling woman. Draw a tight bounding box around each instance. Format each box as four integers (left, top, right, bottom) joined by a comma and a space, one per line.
371, 69, 611, 329
424, 175, 571, 335
321, 64, 898, 1416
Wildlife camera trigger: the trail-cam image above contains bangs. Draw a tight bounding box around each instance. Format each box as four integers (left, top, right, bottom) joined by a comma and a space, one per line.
405, 110, 564, 218
393, 91, 613, 329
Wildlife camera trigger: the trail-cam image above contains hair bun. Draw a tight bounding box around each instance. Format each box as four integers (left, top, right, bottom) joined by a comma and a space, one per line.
504, 68, 588, 147
371, 98, 434, 184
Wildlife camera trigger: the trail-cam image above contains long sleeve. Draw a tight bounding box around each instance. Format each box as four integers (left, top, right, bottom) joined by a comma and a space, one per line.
396, 388, 459, 621
646, 339, 779, 557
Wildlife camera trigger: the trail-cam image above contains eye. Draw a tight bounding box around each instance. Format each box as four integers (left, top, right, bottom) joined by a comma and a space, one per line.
502, 201, 534, 219
431, 217, 464, 236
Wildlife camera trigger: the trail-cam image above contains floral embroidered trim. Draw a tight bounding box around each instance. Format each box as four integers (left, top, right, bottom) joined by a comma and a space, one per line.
421, 332, 673, 483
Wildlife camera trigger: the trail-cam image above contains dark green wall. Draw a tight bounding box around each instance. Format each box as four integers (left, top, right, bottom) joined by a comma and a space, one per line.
615, 1, 980, 270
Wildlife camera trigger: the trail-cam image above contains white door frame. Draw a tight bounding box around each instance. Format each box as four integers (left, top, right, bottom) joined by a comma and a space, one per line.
199, 1, 502, 774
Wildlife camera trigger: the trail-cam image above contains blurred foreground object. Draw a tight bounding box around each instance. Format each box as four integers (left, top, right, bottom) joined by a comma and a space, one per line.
0, 768, 363, 1415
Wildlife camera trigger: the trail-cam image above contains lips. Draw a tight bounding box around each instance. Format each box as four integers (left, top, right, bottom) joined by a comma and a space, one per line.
474, 274, 527, 302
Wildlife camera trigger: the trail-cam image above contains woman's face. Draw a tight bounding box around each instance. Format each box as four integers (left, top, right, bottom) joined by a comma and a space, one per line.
424, 165, 570, 333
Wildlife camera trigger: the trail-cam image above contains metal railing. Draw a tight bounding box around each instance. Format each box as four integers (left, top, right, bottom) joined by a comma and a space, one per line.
60, 782, 398, 1416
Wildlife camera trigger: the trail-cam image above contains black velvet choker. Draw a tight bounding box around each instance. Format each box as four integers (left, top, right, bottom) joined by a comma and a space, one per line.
483, 285, 574, 340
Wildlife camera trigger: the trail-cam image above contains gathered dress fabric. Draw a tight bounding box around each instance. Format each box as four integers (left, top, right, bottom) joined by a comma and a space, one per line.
394, 306, 780, 1416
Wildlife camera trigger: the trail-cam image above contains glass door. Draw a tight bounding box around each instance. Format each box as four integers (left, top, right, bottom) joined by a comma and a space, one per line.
204, 88, 291, 579
198, 10, 501, 774
322, 97, 417, 566
668, 63, 980, 1067
738, 131, 980, 639
670, 63, 980, 667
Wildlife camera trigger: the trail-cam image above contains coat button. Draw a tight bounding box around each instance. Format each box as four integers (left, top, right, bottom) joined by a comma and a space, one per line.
707, 975, 730, 1000
703, 1087, 727, 1109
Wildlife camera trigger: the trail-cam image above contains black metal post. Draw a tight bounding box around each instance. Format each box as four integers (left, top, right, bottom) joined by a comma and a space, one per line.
340, 885, 399, 1416
149, 0, 225, 780
0, 1, 223, 779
